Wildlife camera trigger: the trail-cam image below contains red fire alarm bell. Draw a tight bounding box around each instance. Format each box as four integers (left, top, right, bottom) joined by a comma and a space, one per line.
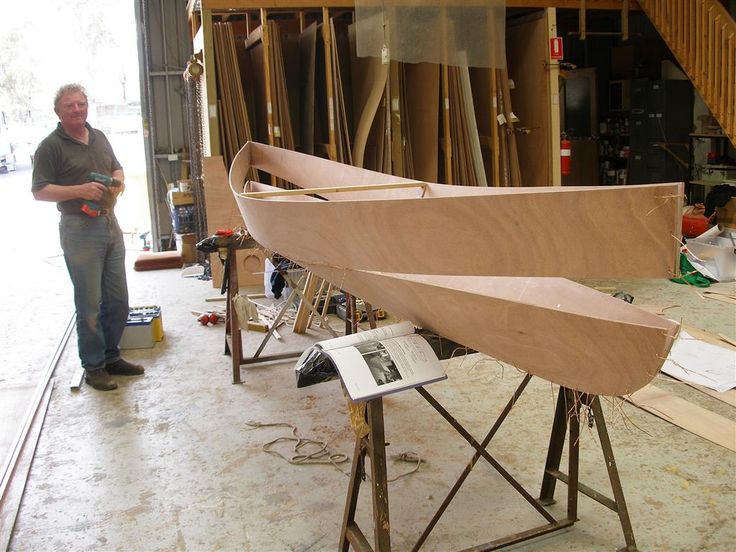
550, 37, 564, 61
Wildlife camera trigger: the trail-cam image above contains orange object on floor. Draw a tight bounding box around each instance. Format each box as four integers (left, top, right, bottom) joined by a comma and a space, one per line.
682, 214, 712, 238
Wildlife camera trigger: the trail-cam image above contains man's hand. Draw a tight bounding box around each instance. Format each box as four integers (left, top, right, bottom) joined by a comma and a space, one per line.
111, 180, 125, 197
78, 181, 109, 201
112, 169, 125, 197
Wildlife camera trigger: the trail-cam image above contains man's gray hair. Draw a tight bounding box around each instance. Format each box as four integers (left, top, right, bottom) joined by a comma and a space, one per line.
54, 84, 87, 109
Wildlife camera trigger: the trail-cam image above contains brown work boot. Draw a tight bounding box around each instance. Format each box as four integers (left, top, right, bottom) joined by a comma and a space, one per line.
85, 368, 118, 391
106, 358, 145, 376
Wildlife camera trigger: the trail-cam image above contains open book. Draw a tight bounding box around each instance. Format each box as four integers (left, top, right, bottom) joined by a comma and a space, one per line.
295, 321, 447, 401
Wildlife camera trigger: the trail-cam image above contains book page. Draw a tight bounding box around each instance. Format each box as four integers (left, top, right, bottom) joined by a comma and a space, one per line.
329, 333, 446, 401
661, 330, 736, 392
316, 321, 415, 352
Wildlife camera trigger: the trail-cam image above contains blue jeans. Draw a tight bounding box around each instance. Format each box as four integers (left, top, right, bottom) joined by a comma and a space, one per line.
60, 213, 129, 371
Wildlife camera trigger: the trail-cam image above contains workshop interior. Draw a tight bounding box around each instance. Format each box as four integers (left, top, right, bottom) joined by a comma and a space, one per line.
1, 1, 735, 551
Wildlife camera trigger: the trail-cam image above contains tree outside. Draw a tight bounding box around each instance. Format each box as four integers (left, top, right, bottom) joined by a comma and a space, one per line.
0, 0, 149, 238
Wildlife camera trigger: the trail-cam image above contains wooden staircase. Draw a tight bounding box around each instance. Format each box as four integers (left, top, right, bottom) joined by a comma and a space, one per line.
637, 0, 735, 146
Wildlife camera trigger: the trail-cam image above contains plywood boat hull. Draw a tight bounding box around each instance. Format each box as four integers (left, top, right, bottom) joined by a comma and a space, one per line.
230, 142, 683, 279
226, 142, 682, 395
304, 267, 678, 397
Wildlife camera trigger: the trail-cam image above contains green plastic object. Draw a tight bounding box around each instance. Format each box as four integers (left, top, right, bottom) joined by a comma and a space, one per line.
670, 253, 711, 288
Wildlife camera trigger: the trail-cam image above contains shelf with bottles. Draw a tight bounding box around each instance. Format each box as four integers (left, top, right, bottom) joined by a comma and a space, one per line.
598, 115, 630, 176
600, 161, 628, 185
598, 115, 630, 138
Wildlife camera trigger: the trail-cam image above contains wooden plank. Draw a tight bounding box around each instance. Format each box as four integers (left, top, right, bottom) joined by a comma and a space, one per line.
306, 278, 326, 328
441, 65, 452, 184
293, 271, 319, 333
508, 10, 552, 187
694, 4, 705, 90
241, 180, 427, 198
458, 66, 487, 186
203, 155, 263, 288
261, 10, 275, 151
546, 8, 561, 186
404, 63, 439, 182
580, 0, 586, 40
712, 15, 722, 121
719, 22, 727, 124
202, 9, 222, 157
331, 17, 353, 165
707, 8, 715, 107
321, 7, 337, 161
689, 0, 696, 74
685, 382, 736, 408
201, 0, 643, 9
490, 69, 501, 186
389, 61, 403, 177
496, 68, 511, 187
499, 67, 522, 187
298, 22, 317, 154
730, 34, 735, 137
628, 384, 736, 452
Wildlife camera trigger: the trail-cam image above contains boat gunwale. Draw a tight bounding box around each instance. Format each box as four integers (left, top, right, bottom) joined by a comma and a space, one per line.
234, 178, 685, 204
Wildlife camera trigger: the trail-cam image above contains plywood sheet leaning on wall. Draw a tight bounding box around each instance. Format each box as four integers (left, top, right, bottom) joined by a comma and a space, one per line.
507, 10, 555, 187
203, 155, 262, 288
330, 16, 353, 164
298, 22, 318, 155
212, 21, 254, 167
469, 68, 497, 186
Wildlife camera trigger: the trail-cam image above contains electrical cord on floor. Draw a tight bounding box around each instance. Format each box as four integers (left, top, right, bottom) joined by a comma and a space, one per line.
245, 420, 424, 481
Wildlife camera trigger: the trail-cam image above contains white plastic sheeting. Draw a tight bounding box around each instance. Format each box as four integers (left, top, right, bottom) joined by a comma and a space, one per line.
354, 0, 506, 68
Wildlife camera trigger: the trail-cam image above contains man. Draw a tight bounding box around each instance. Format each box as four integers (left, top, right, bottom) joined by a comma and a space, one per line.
32, 83, 144, 391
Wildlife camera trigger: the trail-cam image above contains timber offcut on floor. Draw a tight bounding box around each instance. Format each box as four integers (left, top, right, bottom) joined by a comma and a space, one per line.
4, 260, 736, 551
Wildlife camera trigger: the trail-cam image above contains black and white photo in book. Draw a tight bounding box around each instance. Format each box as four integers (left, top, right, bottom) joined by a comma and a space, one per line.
356, 341, 403, 386
294, 321, 447, 402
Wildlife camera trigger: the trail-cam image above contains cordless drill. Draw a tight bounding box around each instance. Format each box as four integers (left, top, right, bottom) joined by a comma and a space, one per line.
81, 172, 122, 217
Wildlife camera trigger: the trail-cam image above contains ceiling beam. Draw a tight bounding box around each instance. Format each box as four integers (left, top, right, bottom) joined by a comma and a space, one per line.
201, 0, 641, 12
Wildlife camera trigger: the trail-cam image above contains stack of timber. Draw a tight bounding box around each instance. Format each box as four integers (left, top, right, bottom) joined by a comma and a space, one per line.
201, 6, 558, 293
204, 8, 530, 187
329, 16, 353, 164
211, 22, 255, 172
445, 65, 487, 186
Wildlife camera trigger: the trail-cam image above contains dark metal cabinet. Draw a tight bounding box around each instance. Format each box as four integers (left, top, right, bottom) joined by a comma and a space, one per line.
628, 79, 693, 184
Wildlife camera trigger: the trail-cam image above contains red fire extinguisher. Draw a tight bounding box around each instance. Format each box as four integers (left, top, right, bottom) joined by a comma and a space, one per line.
560, 134, 571, 176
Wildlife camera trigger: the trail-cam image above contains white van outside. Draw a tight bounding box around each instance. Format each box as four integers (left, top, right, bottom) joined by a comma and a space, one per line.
0, 133, 16, 172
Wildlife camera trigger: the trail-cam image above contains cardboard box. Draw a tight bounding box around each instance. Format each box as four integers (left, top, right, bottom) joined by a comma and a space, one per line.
210, 248, 265, 288
168, 190, 194, 206
176, 233, 197, 264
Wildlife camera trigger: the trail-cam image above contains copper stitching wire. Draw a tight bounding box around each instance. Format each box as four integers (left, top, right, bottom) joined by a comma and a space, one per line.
646, 192, 685, 217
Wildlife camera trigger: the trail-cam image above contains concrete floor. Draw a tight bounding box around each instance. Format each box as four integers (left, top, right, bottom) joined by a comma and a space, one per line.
4, 257, 736, 551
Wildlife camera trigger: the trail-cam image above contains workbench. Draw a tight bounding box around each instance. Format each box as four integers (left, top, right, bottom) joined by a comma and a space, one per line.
222, 236, 338, 383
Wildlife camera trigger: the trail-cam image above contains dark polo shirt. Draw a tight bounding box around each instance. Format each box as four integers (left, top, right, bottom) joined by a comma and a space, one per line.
32, 122, 122, 214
